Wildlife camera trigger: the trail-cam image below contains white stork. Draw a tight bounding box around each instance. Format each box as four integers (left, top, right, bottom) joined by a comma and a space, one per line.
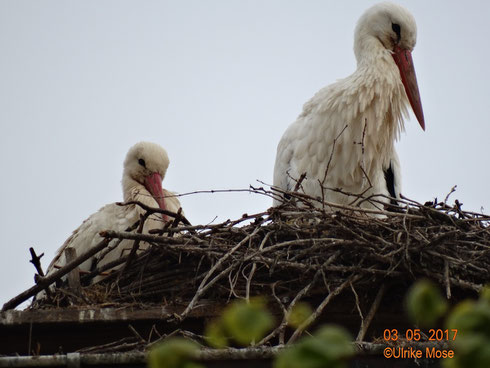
273, 2, 425, 210
43, 141, 183, 285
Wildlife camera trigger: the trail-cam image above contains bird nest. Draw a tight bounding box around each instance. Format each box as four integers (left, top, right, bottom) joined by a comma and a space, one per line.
22, 188, 488, 309
5, 189, 489, 352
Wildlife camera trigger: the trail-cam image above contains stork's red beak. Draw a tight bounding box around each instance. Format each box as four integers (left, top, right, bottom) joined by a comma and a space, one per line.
144, 172, 167, 213
392, 46, 425, 131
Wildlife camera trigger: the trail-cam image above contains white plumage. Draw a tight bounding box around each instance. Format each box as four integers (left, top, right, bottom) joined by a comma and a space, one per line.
273, 2, 425, 210
44, 141, 183, 285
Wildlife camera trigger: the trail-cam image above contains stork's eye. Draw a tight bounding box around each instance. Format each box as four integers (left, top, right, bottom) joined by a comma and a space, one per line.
138, 158, 146, 167
392, 23, 401, 40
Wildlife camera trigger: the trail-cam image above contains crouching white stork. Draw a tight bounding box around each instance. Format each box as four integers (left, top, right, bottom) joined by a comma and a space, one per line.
42, 141, 183, 288
273, 2, 425, 210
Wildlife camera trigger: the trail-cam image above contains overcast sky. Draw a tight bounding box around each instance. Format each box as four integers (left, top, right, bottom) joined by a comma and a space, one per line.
1, 1, 489, 308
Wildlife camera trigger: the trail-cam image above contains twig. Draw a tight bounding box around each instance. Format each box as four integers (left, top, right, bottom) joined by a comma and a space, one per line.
2, 237, 112, 311
29, 247, 53, 299
444, 260, 451, 299
288, 275, 359, 343
117, 201, 192, 226
245, 231, 272, 303
356, 283, 386, 342
319, 124, 348, 207
444, 185, 457, 205
293, 173, 307, 193
128, 324, 146, 343
178, 227, 262, 320
29, 248, 46, 276
321, 124, 348, 187
119, 212, 150, 277
351, 282, 364, 332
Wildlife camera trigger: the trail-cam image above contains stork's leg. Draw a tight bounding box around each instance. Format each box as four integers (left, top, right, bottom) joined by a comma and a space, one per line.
384, 162, 398, 206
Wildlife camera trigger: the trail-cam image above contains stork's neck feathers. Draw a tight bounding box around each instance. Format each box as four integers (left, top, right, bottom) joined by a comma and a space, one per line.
354, 43, 409, 144
298, 37, 410, 184
304, 39, 409, 146
121, 175, 158, 209
352, 27, 411, 142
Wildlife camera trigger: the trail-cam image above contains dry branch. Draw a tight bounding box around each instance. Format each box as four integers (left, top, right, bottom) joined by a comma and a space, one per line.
2, 237, 112, 311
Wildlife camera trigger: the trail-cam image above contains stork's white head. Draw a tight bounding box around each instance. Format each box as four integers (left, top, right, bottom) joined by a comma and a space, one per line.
354, 2, 425, 130
355, 2, 417, 58
123, 141, 170, 210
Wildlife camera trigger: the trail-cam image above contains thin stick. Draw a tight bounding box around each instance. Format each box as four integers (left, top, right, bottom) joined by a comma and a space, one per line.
245, 232, 272, 303
178, 227, 262, 320
444, 260, 452, 299
288, 276, 359, 344
2, 237, 112, 311
29, 247, 53, 299
356, 283, 386, 342
29, 248, 46, 276
119, 213, 149, 276
351, 282, 364, 332
319, 124, 348, 207
117, 201, 192, 226
258, 251, 341, 345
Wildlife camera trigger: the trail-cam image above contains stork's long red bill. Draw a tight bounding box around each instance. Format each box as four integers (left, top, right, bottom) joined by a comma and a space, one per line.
392, 46, 425, 130
144, 172, 168, 221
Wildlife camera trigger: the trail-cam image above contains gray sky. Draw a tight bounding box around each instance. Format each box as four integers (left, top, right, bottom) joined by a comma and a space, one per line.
1, 1, 489, 308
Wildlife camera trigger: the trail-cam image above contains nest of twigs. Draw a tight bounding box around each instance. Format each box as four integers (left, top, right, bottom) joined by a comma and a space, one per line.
28, 189, 488, 314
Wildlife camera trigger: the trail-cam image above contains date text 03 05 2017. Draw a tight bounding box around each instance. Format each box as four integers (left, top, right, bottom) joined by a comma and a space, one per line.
383, 329, 458, 341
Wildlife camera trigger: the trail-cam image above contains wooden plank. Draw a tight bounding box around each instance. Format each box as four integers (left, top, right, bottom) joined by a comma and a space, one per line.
65, 248, 81, 295
0, 302, 220, 326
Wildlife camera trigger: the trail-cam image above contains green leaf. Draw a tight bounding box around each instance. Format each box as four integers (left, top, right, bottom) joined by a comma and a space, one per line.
443, 294, 490, 368
442, 334, 490, 368
479, 285, 490, 306
315, 326, 355, 359
204, 320, 228, 348
148, 338, 203, 368
287, 302, 313, 328
274, 325, 354, 368
222, 298, 274, 346
446, 300, 490, 339
405, 280, 448, 327
182, 363, 205, 368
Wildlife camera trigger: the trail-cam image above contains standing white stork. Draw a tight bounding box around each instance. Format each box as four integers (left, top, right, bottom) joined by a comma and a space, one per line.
273, 2, 425, 210
43, 141, 183, 286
